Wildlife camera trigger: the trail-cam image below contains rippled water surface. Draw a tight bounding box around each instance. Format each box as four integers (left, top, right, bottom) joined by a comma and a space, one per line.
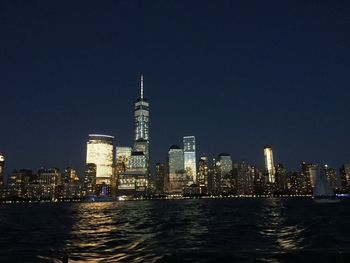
0, 198, 349, 262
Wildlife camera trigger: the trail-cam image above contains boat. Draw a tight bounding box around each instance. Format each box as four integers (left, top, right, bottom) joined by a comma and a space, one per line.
313, 167, 340, 203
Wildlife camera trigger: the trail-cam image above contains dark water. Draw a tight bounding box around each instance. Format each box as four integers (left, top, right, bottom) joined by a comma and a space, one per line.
0, 198, 349, 262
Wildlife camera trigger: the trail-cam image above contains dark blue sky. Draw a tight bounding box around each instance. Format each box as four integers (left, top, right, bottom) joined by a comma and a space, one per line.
1, 0, 349, 176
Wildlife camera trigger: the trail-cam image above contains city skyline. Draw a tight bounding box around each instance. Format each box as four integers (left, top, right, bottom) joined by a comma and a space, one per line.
2, 79, 348, 199
0, 73, 349, 178
1, 1, 350, 175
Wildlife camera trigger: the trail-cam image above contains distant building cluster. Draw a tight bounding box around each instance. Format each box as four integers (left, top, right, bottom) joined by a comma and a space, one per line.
0, 164, 81, 201
1, 76, 350, 202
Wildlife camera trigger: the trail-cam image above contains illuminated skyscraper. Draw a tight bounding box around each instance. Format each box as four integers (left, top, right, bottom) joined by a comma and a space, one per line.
217, 153, 232, 175
7, 169, 33, 199
0, 153, 4, 186
117, 151, 148, 195
116, 74, 150, 196
63, 167, 80, 199
183, 136, 197, 184
63, 167, 79, 184
264, 146, 275, 183
38, 168, 61, 200
217, 153, 233, 193
128, 152, 147, 172
197, 155, 208, 193
86, 134, 114, 185
84, 163, 96, 196
300, 162, 318, 194
134, 74, 150, 161
167, 145, 186, 194
115, 147, 132, 174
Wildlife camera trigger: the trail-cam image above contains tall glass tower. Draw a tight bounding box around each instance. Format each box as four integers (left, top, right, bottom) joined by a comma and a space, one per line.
264, 146, 275, 183
86, 134, 114, 185
134, 75, 150, 162
183, 136, 197, 184
167, 145, 185, 194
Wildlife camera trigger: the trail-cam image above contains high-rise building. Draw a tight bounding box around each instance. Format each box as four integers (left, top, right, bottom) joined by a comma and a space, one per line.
300, 162, 318, 194
155, 163, 165, 194
340, 164, 350, 192
117, 74, 151, 196
254, 168, 266, 195
38, 168, 61, 200
167, 145, 186, 194
235, 161, 255, 195
264, 146, 275, 183
183, 136, 197, 185
134, 75, 150, 162
217, 153, 233, 193
117, 151, 148, 195
86, 134, 114, 185
217, 153, 232, 175
63, 167, 79, 184
113, 147, 132, 197
7, 169, 33, 199
324, 165, 337, 190
275, 163, 287, 193
0, 153, 4, 186
115, 147, 132, 174
197, 155, 208, 193
84, 163, 97, 196
62, 167, 80, 199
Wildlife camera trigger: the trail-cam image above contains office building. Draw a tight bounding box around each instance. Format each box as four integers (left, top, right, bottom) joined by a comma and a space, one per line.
197, 155, 208, 193
37, 168, 61, 200
300, 162, 318, 194
264, 146, 275, 183
84, 163, 97, 196
62, 167, 80, 199
115, 147, 132, 174
183, 136, 197, 185
324, 165, 337, 190
86, 134, 114, 185
167, 145, 186, 194
340, 164, 350, 192
275, 163, 287, 193
216, 153, 233, 193
155, 163, 165, 194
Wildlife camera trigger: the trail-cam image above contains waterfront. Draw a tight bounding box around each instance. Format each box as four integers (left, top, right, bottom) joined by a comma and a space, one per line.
0, 198, 349, 262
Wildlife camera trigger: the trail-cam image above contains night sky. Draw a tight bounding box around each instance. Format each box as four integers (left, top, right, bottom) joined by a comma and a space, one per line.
1, 0, 350, 177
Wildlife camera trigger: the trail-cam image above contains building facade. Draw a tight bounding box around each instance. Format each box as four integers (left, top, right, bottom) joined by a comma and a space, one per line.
324, 165, 337, 190
134, 75, 150, 162
197, 155, 208, 194
86, 134, 114, 186
183, 136, 197, 185
167, 145, 186, 194
217, 153, 233, 194
264, 146, 275, 183
115, 147, 132, 174
340, 164, 350, 192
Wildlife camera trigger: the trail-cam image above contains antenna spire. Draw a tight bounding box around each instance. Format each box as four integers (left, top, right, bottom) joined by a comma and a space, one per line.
140, 74, 144, 99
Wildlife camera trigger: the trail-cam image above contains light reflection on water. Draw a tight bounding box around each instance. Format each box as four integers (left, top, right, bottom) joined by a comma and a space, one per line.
257, 198, 306, 254
0, 198, 349, 262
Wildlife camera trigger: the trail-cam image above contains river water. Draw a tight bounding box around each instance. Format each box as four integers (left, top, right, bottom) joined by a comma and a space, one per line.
0, 198, 349, 262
